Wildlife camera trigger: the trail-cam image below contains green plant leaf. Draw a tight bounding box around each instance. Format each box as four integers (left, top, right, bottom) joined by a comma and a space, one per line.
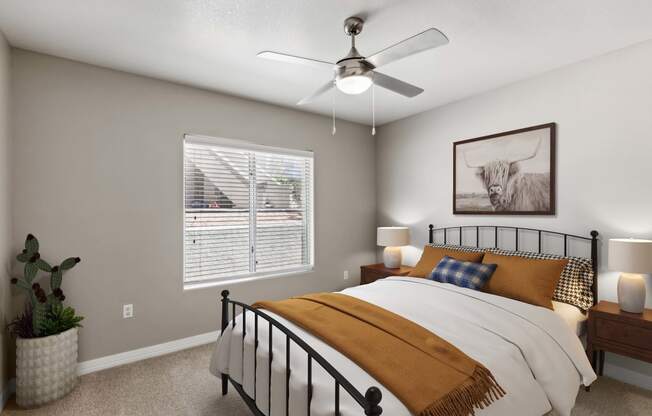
25, 234, 39, 254
51, 269, 63, 289
16, 252, 30, 263
15, 279, 31, 291
60, 257, 79, 270
32, 302, 47, 337
47, 293, 60, 306
24, 262, 38, 283
36, 259, 52, 272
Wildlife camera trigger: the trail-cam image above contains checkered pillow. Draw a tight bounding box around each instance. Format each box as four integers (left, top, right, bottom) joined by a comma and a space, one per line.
488, 248, 594, 312
429, 256, 497, 290
427, 244, 486, 254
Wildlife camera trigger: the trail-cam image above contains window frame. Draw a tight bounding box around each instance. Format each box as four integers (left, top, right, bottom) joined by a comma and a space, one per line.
182, 134, 315, 289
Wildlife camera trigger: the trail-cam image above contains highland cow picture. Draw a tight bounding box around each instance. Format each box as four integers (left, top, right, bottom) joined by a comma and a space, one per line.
453, 123, 555, 215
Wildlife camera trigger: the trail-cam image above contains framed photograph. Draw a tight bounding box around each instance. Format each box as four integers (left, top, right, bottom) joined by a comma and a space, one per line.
453, 123, 555, 215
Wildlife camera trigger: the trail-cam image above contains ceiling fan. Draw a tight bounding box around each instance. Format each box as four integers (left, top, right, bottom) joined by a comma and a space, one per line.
258, 16, 449, 105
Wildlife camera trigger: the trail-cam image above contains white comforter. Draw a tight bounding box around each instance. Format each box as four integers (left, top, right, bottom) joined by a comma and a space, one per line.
210, 277, 596, 416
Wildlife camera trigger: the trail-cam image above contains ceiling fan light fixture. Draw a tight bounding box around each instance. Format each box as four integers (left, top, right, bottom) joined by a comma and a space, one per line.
335, 74, 372, 95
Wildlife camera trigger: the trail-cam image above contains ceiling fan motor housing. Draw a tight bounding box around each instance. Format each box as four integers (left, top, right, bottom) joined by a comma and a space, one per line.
336, 60, 372, 81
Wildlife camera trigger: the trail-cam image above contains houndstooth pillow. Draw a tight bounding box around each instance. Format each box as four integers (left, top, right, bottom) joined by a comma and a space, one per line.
427, 243, 486, 254
488, 248, 594, 312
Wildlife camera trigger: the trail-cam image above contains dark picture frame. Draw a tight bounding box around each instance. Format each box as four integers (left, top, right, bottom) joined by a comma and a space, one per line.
453, 123, 556, 215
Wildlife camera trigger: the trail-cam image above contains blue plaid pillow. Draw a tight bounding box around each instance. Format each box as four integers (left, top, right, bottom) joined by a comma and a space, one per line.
429, 256, 497, 290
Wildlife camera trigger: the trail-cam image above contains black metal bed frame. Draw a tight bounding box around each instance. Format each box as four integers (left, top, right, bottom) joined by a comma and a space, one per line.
219, 294, 383, 416
220, 224, 600, 415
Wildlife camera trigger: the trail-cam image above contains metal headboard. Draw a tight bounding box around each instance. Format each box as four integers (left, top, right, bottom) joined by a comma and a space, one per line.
427, 224, 599, 305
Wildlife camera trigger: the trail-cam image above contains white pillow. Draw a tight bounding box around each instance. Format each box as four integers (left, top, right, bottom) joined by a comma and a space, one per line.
552, 301, 588, 336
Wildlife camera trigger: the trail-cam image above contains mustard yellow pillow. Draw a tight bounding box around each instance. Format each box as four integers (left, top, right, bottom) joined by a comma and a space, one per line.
482, 252, 568, 310
408, 246, 485, 278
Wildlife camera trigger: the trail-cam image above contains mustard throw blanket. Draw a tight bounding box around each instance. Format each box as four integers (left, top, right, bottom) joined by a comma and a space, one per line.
254, 293, 505, 416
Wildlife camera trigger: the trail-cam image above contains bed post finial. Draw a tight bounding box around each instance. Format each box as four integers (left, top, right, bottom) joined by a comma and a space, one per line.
220, 290, 230, 395
364, 387, 383, 415
590, 231, 599, 304
428, 224, 434, 244
220, 290, 230, 332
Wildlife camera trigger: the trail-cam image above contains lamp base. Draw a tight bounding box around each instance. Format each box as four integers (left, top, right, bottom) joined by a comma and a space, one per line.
618, 273, 646, 314
383, 246, 402, 268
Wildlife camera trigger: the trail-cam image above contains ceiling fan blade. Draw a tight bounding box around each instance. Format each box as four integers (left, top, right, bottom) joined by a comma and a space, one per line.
258, 51, 334, 70
372, 71, 423, 97
365, 28, 449, 69
297, 81, 335, 105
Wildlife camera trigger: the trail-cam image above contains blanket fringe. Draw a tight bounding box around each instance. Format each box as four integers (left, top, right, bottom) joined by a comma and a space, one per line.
418, 366, 506, 416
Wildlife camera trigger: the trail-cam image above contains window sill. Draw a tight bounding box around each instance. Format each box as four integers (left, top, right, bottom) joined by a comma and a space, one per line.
183, 267, 314, 291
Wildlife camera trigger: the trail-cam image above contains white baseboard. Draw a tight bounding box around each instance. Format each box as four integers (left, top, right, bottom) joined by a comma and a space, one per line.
77, 330, 220, 375
604, 362, 652, 391
0, 330, 220, 410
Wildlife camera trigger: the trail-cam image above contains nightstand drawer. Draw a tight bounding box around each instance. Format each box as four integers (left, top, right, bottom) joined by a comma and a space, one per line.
596, 318, 652, 350
363, 269, 386, 280
360, 269, 387, 285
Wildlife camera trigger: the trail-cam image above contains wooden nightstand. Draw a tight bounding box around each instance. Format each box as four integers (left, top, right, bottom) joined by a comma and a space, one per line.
586, 301, 652, 376
360, 263, 413, 285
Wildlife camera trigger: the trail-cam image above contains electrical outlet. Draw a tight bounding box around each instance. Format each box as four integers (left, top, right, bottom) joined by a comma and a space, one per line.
123, 304, 134, 319
343, 270, 349, 280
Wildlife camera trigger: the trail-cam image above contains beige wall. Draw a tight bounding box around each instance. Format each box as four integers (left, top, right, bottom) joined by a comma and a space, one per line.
0, 31, 12, 404
376, 39, 652, 388
10, 49, 376, 363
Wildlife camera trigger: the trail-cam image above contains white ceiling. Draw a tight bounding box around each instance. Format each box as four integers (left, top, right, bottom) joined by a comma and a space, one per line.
2, 0, 652, 126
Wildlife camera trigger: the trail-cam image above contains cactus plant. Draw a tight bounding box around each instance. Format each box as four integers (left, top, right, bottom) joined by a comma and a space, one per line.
9, 234, 82, 337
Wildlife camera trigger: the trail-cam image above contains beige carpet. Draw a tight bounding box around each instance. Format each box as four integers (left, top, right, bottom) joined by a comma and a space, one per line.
2, 344, 651, 415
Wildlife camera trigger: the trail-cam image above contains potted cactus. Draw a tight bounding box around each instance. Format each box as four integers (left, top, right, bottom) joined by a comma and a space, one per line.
6, 234, 83, 407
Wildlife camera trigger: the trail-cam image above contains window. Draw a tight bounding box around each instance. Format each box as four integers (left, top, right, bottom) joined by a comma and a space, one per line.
183, 135, 314, 285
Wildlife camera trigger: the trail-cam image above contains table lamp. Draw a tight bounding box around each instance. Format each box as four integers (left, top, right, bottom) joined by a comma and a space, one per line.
377, 227, 410, 268
608, 238, 652, 313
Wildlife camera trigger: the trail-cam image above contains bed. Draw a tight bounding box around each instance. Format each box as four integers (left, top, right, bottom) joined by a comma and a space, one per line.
210, 225, 600, 416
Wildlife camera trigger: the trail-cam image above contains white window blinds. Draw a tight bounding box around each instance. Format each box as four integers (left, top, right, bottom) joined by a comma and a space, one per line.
184, 136, 314, 284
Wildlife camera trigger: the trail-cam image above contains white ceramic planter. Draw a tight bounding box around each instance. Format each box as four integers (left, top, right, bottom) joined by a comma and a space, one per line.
16, 327, 79, 407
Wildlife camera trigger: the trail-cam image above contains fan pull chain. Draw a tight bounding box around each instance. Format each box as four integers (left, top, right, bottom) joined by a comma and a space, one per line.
371, 82, 376, 136
331, 88, 337, 136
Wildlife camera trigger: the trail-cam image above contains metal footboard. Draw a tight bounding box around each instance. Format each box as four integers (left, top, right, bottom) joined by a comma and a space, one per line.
219, 290, 383, 416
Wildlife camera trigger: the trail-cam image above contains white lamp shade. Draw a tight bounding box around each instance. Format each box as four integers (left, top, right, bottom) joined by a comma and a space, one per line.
609, 238, 652, 273
377, 227, 410, 247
